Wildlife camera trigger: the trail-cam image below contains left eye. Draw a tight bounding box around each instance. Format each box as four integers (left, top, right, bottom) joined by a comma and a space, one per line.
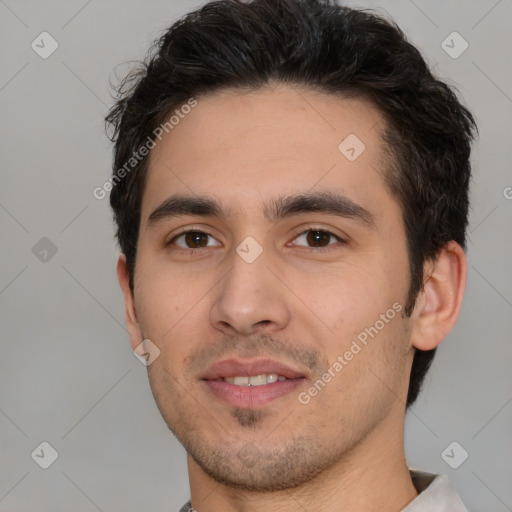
292, 229, 344, 248
171, 231, 221, 249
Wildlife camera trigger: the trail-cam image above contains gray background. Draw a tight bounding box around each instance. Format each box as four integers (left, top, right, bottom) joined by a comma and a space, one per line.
1, 0, 511, 510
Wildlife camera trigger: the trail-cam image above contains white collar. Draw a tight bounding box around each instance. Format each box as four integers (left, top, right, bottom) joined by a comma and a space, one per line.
403, 470, 469, 511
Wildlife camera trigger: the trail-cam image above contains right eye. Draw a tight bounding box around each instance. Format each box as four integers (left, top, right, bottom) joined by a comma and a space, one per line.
168, 230, 221, 250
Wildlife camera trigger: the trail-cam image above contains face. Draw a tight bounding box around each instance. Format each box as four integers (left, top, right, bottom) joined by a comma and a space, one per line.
123, 84, 416, 491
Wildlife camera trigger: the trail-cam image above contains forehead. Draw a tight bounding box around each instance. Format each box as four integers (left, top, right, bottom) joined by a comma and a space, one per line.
142, 84, 390, 221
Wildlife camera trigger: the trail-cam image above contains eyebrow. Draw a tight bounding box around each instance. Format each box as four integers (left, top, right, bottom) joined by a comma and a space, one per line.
147, 191, 376, 229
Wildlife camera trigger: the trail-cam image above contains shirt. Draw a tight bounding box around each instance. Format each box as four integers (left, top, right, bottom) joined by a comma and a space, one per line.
178, 470, 469, 511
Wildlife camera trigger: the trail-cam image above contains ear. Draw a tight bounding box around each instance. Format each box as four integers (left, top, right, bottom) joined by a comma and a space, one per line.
410, 241, 467, 351
117, 254, 144, 351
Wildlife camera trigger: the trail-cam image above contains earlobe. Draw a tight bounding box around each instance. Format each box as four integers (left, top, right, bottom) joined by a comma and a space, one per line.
410, 241, 467, 351
116, 255, 144, 351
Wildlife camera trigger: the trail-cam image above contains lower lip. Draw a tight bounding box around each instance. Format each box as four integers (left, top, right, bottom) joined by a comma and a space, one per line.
203, 378, 305, 408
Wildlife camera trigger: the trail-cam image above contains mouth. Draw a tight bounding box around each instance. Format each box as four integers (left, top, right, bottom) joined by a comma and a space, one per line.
200, 358, 307, 408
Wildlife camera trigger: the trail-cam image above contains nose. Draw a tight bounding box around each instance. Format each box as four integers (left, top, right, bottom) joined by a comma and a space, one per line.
209, 248, 291, 336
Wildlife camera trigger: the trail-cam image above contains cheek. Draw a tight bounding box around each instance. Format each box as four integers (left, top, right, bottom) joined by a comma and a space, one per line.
323, 311, 409, 421
320, 267, 393, 331
133, 266, 191, 340
312, 262, 408, 375
133, 264, 216, 370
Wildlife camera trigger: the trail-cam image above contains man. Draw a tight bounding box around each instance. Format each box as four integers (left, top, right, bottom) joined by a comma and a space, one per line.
106, 0, 476, 510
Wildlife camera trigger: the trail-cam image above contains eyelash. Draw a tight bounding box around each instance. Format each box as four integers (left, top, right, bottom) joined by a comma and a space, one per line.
291, 228, 347, 252
167, 227, 347, 253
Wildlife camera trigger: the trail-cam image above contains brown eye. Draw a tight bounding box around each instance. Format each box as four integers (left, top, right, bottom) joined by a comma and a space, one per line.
293, 229, 344, 249
171, 231, 220, 249
185, 232, 208, 248
306, 230, 332, 247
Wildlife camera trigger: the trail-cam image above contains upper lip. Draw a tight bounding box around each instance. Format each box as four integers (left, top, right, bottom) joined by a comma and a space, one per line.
201, 358, 306, 380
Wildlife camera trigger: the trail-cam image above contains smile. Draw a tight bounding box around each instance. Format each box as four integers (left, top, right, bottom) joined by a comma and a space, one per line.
200, 359, 307, 408
221, 373, 289, 386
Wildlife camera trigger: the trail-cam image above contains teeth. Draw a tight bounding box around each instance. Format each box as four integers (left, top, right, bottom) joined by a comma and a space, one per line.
233, 376, 249, 386
224, 373, 287, 386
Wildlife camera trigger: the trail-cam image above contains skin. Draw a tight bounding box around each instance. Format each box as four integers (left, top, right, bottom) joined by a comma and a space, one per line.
117, 84, 467, 512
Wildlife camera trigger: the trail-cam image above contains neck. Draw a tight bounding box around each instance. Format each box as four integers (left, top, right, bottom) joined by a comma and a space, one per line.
187, 407, 418, 512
